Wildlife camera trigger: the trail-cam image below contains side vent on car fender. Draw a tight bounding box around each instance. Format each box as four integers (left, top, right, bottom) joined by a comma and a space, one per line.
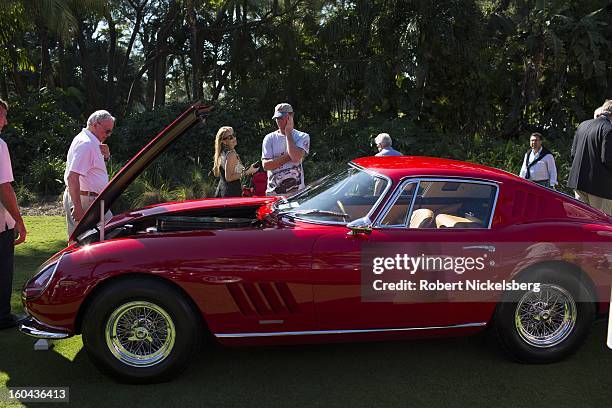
512, 190, 548, 220
227, 282, 299, 317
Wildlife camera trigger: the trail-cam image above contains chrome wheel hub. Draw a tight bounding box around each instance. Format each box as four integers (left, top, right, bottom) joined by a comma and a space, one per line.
515, 284, 577, 348
105, 301, 176, 367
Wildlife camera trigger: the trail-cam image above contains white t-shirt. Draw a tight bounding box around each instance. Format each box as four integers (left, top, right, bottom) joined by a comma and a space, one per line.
0, 137, 16, 231
63, 129, 109, 193
262, 129, 310, 195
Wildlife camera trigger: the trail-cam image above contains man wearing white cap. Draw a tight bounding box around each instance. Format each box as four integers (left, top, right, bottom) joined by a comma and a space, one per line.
262, 103, 310, 195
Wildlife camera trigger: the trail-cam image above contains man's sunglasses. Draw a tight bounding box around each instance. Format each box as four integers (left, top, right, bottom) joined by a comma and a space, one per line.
97, 123, 113, 135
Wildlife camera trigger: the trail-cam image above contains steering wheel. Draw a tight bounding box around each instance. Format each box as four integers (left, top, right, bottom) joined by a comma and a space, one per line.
336, 200, 349, 220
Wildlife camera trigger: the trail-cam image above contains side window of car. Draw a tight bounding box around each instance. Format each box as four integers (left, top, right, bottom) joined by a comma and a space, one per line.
409, 180, 497, 229
379, 182, 417, 226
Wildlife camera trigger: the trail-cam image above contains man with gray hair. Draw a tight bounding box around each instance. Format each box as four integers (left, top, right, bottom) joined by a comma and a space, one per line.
63, 110, 114, 237
374, 133, 402, 156
568, 100, 612, 215
593, 100, 610, 118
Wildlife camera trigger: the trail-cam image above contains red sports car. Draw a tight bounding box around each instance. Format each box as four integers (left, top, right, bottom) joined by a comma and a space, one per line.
20, 104, 612, 383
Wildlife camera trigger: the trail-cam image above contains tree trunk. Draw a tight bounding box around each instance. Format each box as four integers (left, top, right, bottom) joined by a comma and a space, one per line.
38, 25, 55, 90
75, 20, 100, 111
119, 0, 148, 84
125, 50, 164, 114
212, 67, 230, 102
138, 29, 155, 112
6, 43, 26, 97
180, 55, 191, 100
0, 72, 8, 100
187, 0, 201, 100
152, 0, 180, 108
106, 11, 118, 110
153, 56, 167, 108
57, 42, 69, 88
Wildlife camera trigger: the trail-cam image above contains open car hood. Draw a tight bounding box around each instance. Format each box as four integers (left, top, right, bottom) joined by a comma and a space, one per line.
70, 103, 214, 242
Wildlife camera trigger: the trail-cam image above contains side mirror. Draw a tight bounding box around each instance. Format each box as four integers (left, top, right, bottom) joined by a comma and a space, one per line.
347, 216, 372, 235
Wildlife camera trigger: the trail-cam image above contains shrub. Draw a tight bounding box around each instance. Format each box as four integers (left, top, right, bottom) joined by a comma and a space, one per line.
4, 97, 579, 209
15, 184, 36, 207
27, 157, 65, 196
1, 91, 79, 180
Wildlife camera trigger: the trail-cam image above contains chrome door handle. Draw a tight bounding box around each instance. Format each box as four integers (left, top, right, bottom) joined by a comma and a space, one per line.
462, 245, 496, 253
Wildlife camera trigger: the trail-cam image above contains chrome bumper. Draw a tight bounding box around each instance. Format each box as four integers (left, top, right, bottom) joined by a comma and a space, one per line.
19, 316, 72, 340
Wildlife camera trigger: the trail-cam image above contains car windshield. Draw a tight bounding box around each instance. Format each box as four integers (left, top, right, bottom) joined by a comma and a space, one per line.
274, 164, 389, 224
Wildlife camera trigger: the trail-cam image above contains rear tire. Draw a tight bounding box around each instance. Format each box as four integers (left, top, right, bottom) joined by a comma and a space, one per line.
82, 278, 201, 383
494, 267, 595, 363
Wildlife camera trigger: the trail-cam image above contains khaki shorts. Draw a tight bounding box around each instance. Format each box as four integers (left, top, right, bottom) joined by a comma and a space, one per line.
574, 190, 612, 216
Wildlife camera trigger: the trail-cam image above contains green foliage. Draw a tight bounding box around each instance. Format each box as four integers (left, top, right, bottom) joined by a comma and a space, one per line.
4, 99, 579, 207
15, 184, 36, 207
2, 91, 78, 197
2, 92, 79, 171
27, 157, 65, 196
0, 2, 33, 71
1, 1, 609, 206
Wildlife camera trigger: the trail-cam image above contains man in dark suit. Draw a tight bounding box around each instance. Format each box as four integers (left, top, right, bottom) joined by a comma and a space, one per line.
568, 100, 612, 215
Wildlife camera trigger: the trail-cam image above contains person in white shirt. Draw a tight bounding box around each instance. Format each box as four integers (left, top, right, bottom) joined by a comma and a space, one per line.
63, 110, 114, 238
519, 132, 558, 188
262, 103, 310, 195
0, 99, 27, 330
374, 133, 402, 156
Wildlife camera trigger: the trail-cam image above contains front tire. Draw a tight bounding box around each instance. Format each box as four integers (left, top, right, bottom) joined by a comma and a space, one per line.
82, 278, 201, 383
494, 267, 595, 363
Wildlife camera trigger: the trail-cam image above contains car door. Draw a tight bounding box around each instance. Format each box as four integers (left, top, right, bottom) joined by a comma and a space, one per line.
183, 226, 318, 336
312, 178, 501, 331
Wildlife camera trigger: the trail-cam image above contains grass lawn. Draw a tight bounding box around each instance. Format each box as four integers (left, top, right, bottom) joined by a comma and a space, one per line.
1, 216, 611, 407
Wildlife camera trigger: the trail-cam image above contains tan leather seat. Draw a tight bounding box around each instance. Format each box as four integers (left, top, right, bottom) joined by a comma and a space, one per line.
409, 208, 435, 228
435, 214, 483, 228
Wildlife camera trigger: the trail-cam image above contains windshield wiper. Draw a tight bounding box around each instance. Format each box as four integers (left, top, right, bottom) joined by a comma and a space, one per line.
273, 174, 332, 211
279, 209, 349, 219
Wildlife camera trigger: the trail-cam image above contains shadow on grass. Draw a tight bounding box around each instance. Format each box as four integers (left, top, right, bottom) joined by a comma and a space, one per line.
1, 321, 611, 408
12, 239, 66, 292
14, 240, 66, 263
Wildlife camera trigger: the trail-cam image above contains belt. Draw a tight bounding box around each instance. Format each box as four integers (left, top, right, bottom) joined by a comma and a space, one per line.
79, 191, 99, 197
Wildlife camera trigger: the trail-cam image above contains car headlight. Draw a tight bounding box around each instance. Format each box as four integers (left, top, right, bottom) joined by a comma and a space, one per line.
23, 255, 63, 300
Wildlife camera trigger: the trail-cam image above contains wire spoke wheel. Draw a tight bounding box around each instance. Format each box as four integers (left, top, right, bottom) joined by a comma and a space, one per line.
105, 301, 176, 367
514, 284, 577, 348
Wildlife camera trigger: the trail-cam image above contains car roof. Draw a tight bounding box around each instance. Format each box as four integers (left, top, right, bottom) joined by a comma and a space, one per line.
352, 156, 521, 182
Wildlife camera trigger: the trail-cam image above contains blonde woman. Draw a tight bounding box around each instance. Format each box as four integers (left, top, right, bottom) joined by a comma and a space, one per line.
213, 126, 258, 197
